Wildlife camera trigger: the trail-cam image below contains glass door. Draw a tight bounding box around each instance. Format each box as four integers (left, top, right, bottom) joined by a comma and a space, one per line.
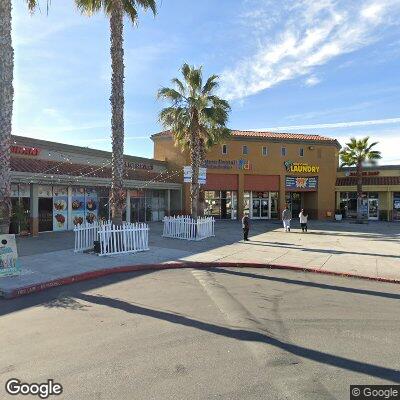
261, 199, 269, 218
252, 199, 261, 218
368, 198, 379, 220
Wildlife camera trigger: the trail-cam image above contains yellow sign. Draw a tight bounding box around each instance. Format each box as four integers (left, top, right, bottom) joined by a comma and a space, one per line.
284, 160, 319, 173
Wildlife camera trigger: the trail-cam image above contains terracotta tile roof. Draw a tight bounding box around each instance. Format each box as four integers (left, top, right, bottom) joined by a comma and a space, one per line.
11, 158, 179, 183
152, 129, 339, 144
336, 176, 400, 186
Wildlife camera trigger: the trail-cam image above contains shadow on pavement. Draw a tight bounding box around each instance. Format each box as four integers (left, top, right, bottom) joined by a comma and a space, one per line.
75, 292, 400, 383
209, 268, 400, 300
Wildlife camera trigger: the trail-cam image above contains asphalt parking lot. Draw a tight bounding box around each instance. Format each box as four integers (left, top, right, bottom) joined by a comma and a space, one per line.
1, 267, 399, 399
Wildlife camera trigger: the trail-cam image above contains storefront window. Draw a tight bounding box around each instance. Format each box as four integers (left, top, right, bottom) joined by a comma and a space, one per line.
270, 192, 278, 218
393, 193, 400, 221
10, 184, 31, 234
205, 190, 237, 219
146, 190, 166, 221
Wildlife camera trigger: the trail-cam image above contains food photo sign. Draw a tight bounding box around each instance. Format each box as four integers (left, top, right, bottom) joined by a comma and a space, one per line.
72, 187, 86, 226
0, 235, 20, 277
53, 186, 68, 231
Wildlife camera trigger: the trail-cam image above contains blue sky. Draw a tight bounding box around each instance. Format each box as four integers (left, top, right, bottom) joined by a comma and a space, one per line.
12, 0, 400, 164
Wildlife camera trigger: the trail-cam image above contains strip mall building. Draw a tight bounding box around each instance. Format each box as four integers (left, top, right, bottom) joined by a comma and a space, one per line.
8, 131, 400, 235
152, 130, 400, 222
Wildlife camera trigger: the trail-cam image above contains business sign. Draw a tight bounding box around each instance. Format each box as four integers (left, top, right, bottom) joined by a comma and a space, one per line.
284, 160, 319, 173
204, 159, 251, 170
285, 176, 318, 191
11, 145, 40, 156
124, 161, 153, 170
0, 235, 20, 277
183, 166, 207, 185
348, 171, 380, 176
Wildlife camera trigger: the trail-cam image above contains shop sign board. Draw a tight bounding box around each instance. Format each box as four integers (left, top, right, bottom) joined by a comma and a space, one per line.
124, 161, 153, 171
284, 160, 319, 173
0, 235, 20, 277
204, 159, 251, 170
11, 145, 40, 156
285, 176, 318, 190
183, 167, 207, 185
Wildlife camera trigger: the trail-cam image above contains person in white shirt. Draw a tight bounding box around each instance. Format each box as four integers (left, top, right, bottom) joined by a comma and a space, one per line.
299, 209, 308, 232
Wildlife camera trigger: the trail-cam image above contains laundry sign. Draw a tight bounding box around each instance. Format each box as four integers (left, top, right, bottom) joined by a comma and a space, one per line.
0, 235, 20, 277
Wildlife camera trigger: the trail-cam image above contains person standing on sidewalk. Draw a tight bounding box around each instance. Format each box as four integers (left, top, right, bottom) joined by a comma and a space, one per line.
282, 206, 292, 232
242, 212, 250, 241
299, 209, 308, 233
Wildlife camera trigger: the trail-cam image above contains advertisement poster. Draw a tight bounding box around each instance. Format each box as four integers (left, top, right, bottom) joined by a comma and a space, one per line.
184, 166, 192, 183
199, 168, 207, 185
0, 235, 20, 277
85, 188, 98, 224
72, 187, 85, 226
285, 176, 318, 190
53, 195, 68, 231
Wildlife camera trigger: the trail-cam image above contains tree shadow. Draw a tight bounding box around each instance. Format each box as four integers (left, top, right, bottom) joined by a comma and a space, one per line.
75, 292, 400, 383
44, 292, 91, 311
208, 268, 400, 300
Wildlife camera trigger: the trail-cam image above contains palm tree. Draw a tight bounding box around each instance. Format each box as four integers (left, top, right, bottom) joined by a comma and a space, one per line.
158, 64, 231, 218
76, 0, 157, 225
340, 137, 381, 222
0, 0, 41, 234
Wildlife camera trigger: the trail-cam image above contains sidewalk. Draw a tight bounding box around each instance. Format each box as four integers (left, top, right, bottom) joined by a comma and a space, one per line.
1, 220, 399, 298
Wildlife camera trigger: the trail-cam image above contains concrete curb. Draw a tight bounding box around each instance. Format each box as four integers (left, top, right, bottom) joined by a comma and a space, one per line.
2, 261, 399, 299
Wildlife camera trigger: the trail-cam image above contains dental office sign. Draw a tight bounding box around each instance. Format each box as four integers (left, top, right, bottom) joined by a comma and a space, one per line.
284, 160, 319, 173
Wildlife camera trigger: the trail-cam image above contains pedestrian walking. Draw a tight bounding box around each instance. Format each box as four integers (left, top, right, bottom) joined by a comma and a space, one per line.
282, 206, 292, 232
299, 209, 308, 232
242, 212, 250, 241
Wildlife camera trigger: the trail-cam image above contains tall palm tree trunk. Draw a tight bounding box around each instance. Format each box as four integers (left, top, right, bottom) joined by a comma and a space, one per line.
0, 0, 13, 234
190, 130, 200, 219
198, 139, 206, 217
109, 0, 125, 226
356, 162, 363, 222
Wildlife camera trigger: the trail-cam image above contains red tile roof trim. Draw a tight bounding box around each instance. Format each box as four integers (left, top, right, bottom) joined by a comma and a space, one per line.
11, 158, 179, 183
152, 129, 338, 143
336, 176, 400, 186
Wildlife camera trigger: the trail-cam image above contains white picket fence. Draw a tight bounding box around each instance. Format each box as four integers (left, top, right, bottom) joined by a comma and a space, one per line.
98, 223, 149, 256
163, 216, 215, 241
74, 220, 111, 253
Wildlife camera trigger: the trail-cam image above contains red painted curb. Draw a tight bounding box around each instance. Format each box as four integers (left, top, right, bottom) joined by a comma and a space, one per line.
3, 261, 399, 299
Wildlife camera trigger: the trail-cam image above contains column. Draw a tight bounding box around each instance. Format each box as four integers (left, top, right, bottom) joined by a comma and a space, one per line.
167, 189, 171, 216
30, 183, 39, 236
126, 190, 131, 223
238, 173, 244, 218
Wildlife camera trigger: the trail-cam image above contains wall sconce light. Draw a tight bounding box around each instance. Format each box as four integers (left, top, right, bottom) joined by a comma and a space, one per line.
309, 146, 315, 150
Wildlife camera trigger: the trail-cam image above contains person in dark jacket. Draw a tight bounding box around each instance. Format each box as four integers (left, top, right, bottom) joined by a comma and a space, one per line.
242, 212, 250, 241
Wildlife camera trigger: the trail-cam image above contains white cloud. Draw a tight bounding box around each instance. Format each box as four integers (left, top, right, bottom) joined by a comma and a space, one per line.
304, 76, 321, 86
254, 117, 400, 131
220, 0, 400, 99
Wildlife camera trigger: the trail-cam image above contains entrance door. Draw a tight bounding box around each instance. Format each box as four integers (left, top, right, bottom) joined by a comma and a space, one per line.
261, 199, 269, 218
130, 197, 146, 222
39, 198, 53, 232
287, 192, 302, 216
252, 199, 261, 218
368, 198, 379, 220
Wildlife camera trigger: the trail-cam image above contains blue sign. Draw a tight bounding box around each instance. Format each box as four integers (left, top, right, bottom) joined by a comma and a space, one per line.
285, 176, 318, 190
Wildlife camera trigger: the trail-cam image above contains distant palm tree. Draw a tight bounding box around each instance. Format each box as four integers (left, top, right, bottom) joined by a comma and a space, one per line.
0, 0, 41, 233
158, 64, 231, 218
76, 0, 157, 225
340, 137, 381, 222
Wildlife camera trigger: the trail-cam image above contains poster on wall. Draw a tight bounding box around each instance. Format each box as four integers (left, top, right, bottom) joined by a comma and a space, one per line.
0, 235, 20, 277
183, 166, 192, 183
53, 195, 68, 231
285, 176, 318, 190
85, 188, 98, 224
72, 187, 85, 226
199, 168, 207, 185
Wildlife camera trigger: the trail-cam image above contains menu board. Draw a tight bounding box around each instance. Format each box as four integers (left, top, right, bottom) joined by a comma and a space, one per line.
72, 187, 85, 226
0, 234, 20, 277
85, 188, 98, 224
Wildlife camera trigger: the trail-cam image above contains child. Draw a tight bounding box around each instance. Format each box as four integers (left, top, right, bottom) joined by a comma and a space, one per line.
299, 209, 308, 232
